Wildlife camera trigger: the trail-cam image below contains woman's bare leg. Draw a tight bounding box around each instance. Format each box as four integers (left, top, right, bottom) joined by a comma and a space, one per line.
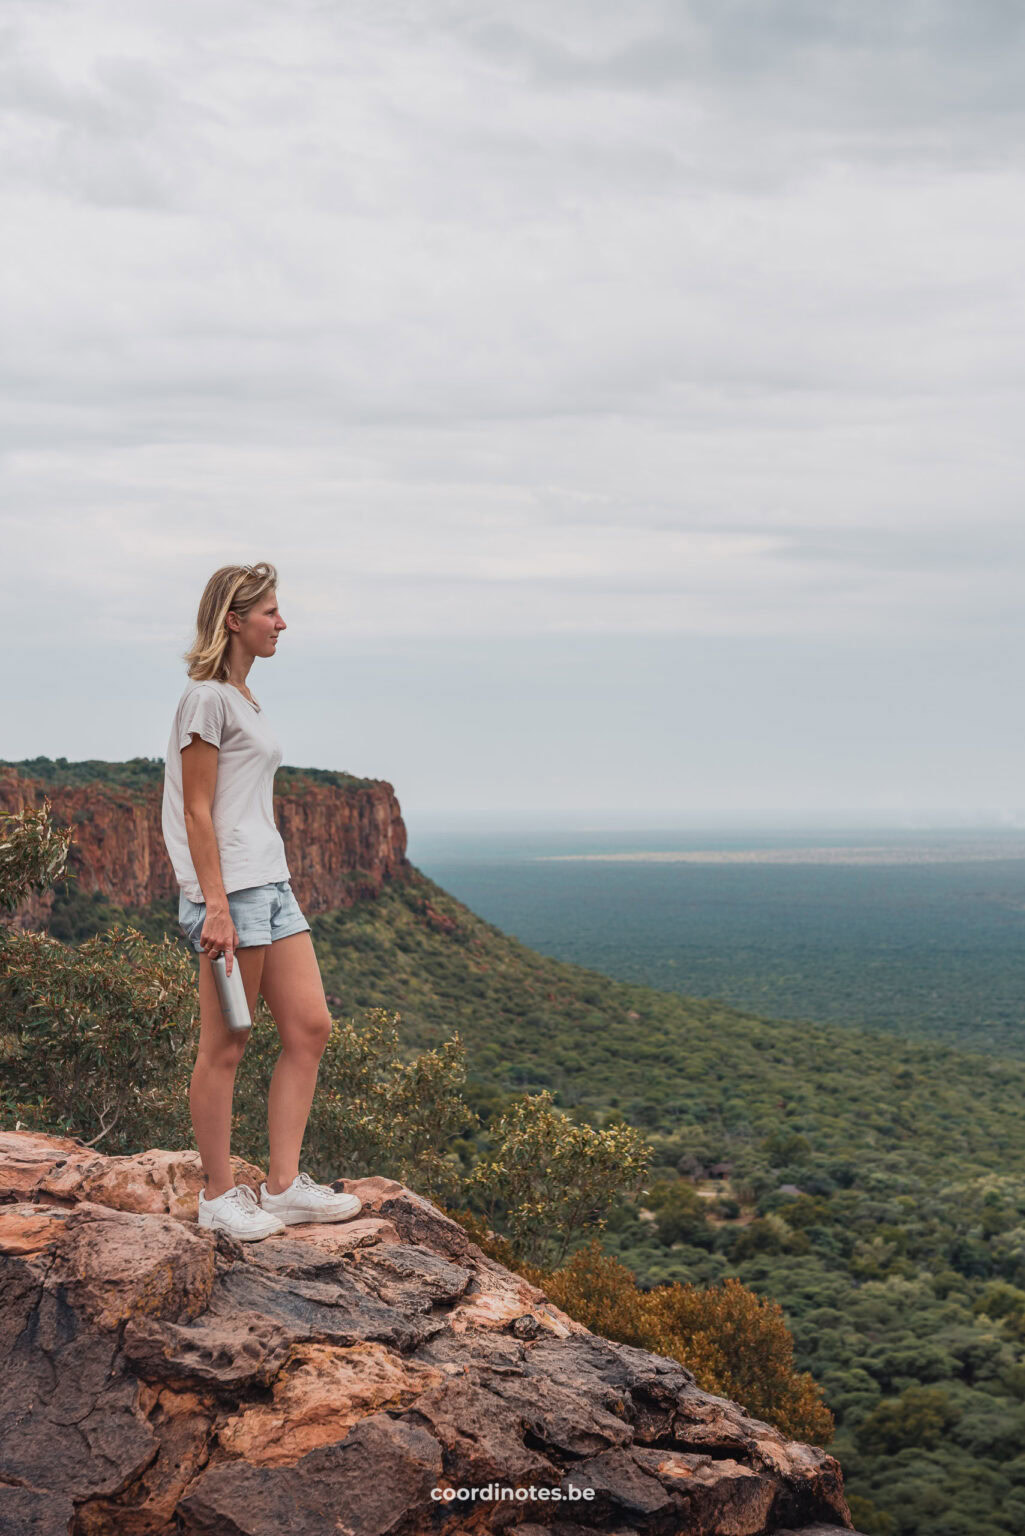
257, 931, 333, 1194
189, 947, 266, 1199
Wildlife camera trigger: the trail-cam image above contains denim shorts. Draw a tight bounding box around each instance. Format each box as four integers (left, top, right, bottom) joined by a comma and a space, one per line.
178, 879, 311, 952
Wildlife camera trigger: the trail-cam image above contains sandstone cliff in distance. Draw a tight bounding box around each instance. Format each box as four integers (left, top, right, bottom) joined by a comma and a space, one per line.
0, 761, 412, 928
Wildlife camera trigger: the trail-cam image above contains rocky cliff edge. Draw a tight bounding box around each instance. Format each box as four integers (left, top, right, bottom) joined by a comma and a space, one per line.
0, 765, 411, 924
0, 1130, 864, 1536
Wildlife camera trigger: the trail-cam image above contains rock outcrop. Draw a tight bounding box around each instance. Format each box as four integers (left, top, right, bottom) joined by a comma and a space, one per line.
0, 765, 411, 926
0, 1131, 864, 1536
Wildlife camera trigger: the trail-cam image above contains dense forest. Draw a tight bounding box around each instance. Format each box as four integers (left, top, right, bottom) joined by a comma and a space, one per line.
412, 849, 1025, 1061
35, 858, 1025, 1536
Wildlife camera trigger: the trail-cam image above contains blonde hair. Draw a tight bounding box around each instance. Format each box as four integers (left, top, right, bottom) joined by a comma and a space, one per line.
184, 562, 279, 681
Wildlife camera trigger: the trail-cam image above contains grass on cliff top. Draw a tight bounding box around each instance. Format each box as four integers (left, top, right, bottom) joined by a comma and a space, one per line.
0, 757, 381, 796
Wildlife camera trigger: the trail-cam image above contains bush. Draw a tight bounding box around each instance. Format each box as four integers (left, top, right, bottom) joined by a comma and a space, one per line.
0, 802, 475, 1193
642, 1271, 834, 1444
466, 1087, 651, 1268
0, 797, 73, 912
0, 923, 198, 1152
846, 1492, 896, 1536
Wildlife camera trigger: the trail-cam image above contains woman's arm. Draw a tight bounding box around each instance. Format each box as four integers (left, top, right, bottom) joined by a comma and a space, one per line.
181, 735, 229, 907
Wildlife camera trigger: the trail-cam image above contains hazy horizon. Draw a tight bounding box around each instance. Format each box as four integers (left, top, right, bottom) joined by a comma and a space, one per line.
406, 810, 1025, 832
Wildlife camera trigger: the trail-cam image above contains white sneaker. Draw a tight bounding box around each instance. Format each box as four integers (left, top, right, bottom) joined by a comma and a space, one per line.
198, 1183, 286, 1241
260, 1171, 363, 1225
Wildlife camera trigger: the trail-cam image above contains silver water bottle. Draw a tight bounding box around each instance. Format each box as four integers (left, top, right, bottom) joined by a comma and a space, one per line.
211, 951, 252, 1032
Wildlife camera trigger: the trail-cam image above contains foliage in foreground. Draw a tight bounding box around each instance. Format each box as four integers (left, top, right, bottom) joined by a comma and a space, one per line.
0, 916, 472, 1200
0, 924, 198, 1150
0, 797, 72, 913
465, 1086, 651, 1268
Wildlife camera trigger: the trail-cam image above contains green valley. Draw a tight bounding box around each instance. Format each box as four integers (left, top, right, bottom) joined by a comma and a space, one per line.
42, 860, 1025, 1536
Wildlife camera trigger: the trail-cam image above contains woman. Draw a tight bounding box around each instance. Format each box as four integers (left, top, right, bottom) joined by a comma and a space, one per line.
161, 561, 361, 1241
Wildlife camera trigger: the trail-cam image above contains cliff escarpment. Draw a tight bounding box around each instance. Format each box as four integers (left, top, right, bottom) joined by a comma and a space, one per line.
0, 761, 411, 927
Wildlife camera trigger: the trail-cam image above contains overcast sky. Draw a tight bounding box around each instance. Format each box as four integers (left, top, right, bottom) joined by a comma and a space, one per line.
3, 0, 1024, 830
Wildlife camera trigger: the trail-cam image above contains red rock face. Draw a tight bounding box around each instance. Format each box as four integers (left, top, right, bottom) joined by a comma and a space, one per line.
0, 767, 412, 925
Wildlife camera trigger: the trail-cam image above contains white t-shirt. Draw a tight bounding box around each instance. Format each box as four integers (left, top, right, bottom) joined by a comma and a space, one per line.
161, 679, 291, 902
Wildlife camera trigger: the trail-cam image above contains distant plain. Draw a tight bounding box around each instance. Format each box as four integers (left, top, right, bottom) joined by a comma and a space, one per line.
408, 826, 1025, 1057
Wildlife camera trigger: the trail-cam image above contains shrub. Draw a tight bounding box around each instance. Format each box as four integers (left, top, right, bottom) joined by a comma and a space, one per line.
642, 1271, 834, 1444
0, 923, 198, 1152
0, 802, 474, 1192
0, 801, 197, 1149
465, 1087, 651, 1268
0, 797, 73, 912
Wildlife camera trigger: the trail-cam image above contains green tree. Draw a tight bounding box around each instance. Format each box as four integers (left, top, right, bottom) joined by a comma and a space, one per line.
0, 797, 73, 913
466, 1087, 651, 1267
645, 1177, 713, 1248
856, 1386, 962, 1456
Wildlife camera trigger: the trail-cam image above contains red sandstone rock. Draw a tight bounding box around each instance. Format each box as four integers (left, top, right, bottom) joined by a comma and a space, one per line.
0, 764, 411, 924
0, 1131, 864, 1535
0, 1129, 264, 1213
217, 1341, 448, 1465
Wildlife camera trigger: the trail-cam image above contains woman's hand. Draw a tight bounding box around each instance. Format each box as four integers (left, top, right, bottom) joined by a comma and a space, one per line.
201, 903, 240, 975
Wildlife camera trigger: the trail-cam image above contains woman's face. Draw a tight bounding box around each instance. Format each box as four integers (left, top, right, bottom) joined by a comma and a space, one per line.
235, 588, 286, 657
